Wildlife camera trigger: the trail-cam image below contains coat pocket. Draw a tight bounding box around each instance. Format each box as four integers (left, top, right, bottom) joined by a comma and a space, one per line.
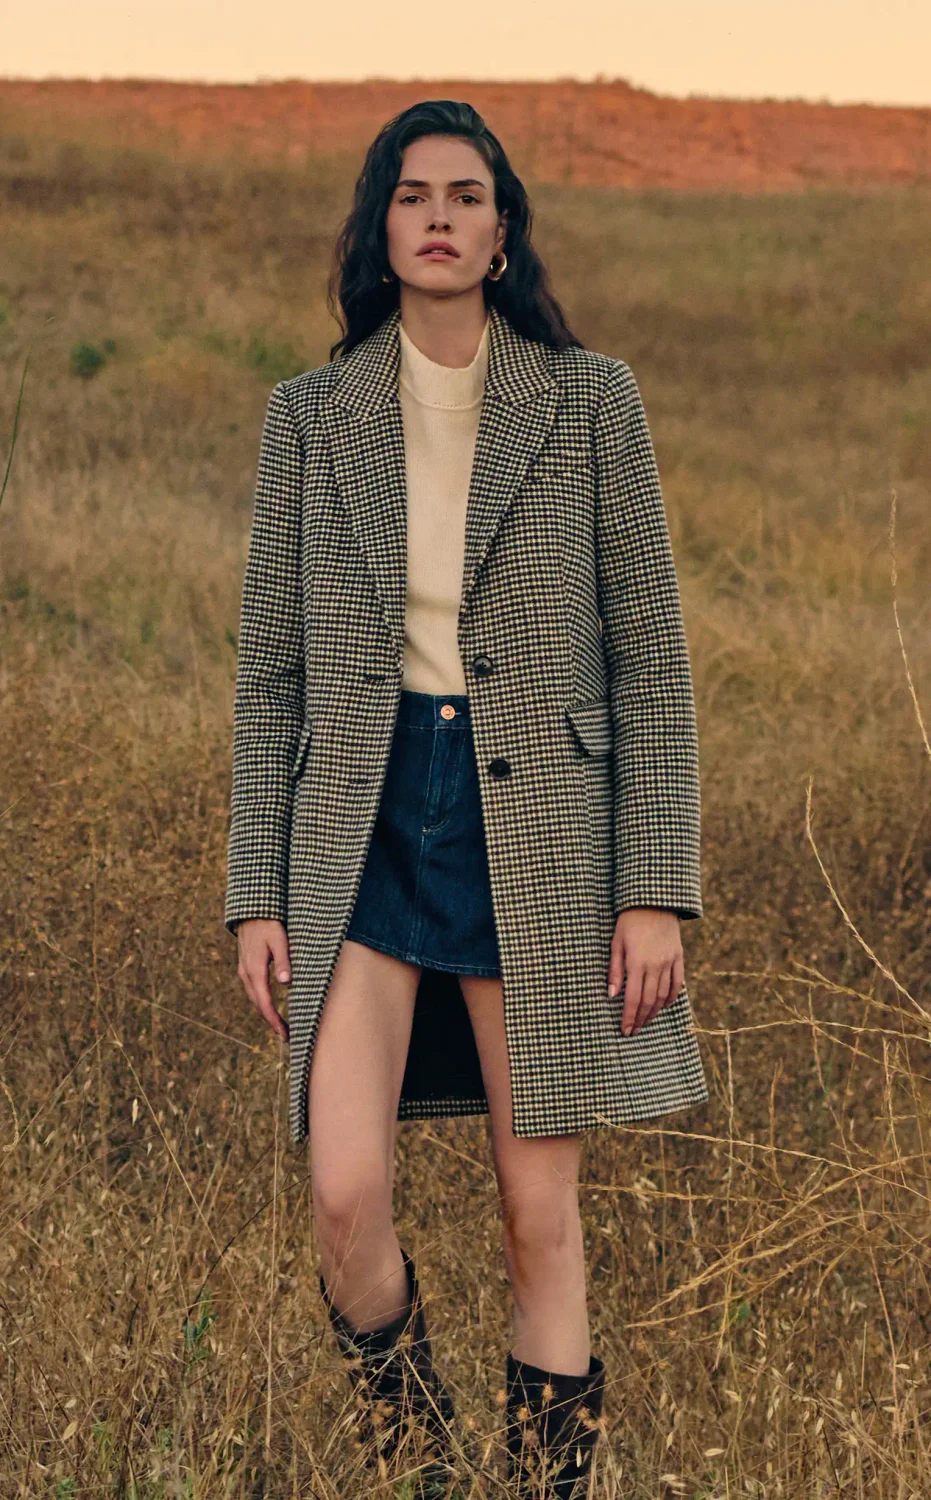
290, 721, 313, 784
527, 451, 594, 484
565, 698, 612, 759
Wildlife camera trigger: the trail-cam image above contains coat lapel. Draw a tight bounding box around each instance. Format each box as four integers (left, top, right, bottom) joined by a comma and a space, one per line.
322, 303, 560, 654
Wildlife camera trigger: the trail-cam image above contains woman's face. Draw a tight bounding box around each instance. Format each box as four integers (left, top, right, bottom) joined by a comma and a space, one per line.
384, 134, 506, 297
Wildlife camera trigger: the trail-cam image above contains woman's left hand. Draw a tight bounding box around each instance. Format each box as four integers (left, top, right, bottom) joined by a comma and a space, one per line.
607, 908, 685, 1036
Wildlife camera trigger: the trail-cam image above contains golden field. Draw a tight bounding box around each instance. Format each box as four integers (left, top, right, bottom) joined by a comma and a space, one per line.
1, 108, 930, 1498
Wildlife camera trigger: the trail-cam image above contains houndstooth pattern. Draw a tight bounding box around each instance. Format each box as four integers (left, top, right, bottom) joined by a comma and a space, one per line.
225, 303, 709, 1149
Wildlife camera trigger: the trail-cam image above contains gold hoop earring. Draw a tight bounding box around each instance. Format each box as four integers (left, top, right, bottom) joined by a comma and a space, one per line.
487, 251, 507, 282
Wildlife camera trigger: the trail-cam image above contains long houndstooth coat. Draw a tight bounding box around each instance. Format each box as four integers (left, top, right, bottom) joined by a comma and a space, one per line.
225, 302, 709, 1149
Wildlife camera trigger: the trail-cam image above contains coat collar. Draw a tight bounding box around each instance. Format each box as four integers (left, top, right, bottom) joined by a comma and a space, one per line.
328, 303, 555, 418
320, 302, 561, 657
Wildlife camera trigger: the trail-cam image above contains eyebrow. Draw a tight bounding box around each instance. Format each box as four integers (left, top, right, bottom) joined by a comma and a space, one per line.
396, 178, 488, 189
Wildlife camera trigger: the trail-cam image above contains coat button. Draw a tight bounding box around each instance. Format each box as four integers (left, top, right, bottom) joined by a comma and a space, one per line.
472, 654, 495, 677
487, 758, 511, 779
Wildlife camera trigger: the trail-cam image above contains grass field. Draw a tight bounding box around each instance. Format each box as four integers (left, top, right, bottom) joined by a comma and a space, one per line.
1, 122, 930, 1497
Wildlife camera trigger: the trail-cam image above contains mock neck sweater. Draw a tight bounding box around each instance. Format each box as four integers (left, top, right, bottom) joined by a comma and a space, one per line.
398, 315, 490, 695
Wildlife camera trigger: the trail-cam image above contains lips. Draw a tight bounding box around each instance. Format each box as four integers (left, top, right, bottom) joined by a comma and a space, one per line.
418, 243, 459, 257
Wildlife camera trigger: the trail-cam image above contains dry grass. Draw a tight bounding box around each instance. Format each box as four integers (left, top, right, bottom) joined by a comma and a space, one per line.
1, 118, 930, 1498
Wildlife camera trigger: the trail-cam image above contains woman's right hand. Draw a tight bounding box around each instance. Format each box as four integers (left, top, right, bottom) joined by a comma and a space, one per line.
236, 919, 291, 1041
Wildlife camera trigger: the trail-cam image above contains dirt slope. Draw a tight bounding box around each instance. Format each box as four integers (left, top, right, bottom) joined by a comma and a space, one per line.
2, 76, 930, 190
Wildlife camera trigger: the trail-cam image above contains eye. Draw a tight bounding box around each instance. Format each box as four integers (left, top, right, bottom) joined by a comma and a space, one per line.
396, 192, 482, 206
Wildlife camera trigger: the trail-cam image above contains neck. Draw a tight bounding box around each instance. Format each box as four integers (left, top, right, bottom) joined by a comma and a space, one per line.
397, 288, 489, 368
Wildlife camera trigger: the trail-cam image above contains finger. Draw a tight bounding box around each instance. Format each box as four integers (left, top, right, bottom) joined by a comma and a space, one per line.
237, 957, 256, 1008
607, 929, 625, 999
247, 950, 274, 1012
621, 960, 643, 1036
270, 928, 291, 986
642, 961, 673, 1027
671, 953, 686, 1002
247, 955, 289, 1040
632, 965, 659, 1034
255, 991, 289, 1042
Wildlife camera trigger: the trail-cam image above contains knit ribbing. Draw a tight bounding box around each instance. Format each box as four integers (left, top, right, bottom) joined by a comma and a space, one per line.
399, 317, 489, 409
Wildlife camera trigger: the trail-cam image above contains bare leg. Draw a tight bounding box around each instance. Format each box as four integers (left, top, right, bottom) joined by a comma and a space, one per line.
458, 975, 590, 1376
307, 938, 421, 1332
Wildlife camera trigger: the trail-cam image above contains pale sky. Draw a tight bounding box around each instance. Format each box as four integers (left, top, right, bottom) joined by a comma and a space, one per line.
2, 0, 929, 107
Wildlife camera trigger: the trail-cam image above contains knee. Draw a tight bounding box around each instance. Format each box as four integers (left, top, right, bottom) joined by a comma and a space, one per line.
311, 1165, 392, 1245
501, 1193, 580, 1274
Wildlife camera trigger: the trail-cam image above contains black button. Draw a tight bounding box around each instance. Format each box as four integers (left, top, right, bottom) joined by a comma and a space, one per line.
472, 654, 495, 677
362, 671, 387, 683
487, 758, 511, 779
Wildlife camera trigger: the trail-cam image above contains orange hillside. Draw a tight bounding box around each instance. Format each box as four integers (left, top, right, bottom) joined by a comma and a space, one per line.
1, 76, 930, 190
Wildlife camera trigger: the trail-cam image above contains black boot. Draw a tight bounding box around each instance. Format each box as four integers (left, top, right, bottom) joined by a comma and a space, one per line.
504, 1348, 606, 1498
319, 1246, 458, 1498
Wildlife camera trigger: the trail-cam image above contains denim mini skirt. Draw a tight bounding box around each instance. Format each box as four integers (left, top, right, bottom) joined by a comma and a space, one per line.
344, 689, 502, 977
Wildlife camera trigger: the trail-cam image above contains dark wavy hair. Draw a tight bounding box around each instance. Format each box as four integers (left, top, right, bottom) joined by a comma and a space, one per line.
326, 98, 584, 360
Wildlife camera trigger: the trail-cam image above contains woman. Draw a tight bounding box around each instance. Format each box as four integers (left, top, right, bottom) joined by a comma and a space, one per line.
226, 98, 709, 1498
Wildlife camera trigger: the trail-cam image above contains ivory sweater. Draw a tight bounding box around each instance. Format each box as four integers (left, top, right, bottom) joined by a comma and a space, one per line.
398, 314, 490, 695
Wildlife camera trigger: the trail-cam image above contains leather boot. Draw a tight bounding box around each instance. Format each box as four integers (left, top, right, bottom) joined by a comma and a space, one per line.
319, 1246, 458, 1498
504, 1348, 606, 1498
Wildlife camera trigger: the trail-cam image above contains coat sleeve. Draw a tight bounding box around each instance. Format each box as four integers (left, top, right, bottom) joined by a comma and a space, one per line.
224, 380, 306, 935
593, 360, 703, 922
